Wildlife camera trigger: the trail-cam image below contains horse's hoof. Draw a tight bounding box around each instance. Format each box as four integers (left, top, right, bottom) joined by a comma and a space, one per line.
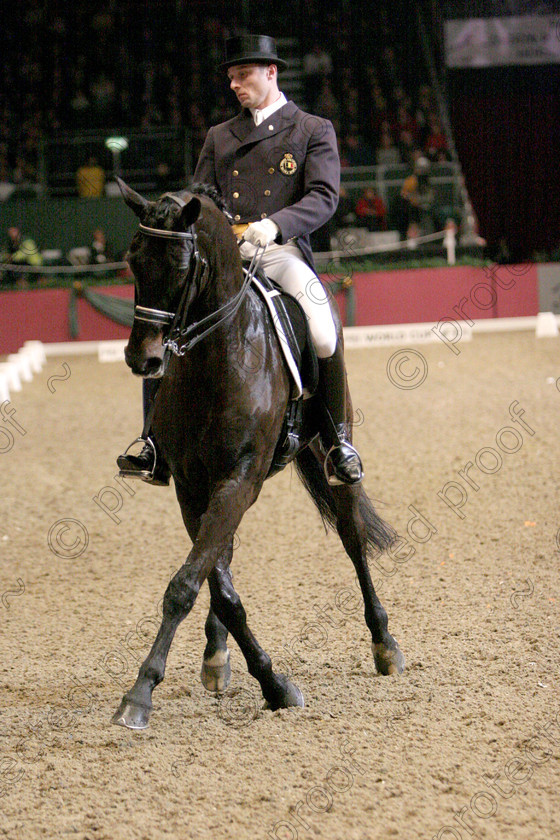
200, 650, 231, 693
372, 641, 405, 676
267, 674, 305, 710
111, 697, 152, 729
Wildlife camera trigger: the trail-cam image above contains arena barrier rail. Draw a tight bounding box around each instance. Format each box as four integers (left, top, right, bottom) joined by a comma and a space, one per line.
1, 308, 558, 405
0, 228, 463, 336
0, 225, 462, 280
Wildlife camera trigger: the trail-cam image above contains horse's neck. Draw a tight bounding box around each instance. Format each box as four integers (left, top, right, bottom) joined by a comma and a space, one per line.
198, 239, 246, 312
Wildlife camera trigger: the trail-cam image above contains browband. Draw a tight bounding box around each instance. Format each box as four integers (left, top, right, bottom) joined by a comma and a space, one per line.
134, 306, 175, 326
138, 224, 195, 240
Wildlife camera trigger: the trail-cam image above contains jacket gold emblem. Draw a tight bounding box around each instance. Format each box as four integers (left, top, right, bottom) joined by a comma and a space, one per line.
279, 153, 298, 176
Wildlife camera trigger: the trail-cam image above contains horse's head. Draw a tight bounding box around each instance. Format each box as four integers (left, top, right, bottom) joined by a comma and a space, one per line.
118, 178, 202, 377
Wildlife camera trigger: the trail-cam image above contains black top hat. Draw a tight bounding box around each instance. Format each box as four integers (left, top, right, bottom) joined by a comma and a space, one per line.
220, 35, 288, 71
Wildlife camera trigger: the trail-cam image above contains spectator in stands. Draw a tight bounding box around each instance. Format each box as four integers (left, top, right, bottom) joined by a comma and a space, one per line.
186, 102, 209, 162
397, 129, 417, 166
389, 83, 408, 114
379, 46, 401, 92
90, 228, 113, 264
303, 43, 333, 112
370, 88, 390, 140
393, 104, 419, 148
303, 42, 333, 77
376, 129, 401, 166
398, 156, 436, 239
12, 155, 38, 191
333, 184, 356, 227
1, 226, 42, 287
414, 84, 435, 146
0, 4, 453, 198
339, 85, 359, 129
355, 186, 387, 232
90, 72, 117, 125
315, 78, 340, 121
0, 153, 15, 202
70, 88, 92, 128
424, 113, 451, 162
209, 93, 236, 126
343, 130, 376, 167
141, 103, 165, 128
155, 161, 172, 192
76, 156, 105, 198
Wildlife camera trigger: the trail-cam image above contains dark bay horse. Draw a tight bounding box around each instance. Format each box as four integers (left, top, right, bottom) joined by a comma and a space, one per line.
112, 179, 405, 729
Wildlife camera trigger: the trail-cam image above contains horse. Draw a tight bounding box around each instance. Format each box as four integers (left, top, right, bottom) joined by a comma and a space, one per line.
111, 178, 405, 729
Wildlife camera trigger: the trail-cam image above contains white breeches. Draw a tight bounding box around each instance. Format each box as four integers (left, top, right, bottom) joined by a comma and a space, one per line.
240, 240, 337, 358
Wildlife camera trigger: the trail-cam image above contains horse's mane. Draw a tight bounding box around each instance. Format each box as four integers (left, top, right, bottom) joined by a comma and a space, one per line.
189, 182, 233, 223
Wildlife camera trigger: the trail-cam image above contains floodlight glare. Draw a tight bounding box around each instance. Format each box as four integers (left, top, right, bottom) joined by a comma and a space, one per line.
105, 136, 129, 153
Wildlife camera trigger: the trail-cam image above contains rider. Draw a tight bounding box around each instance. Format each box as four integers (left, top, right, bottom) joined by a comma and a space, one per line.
118, 34, 363, 486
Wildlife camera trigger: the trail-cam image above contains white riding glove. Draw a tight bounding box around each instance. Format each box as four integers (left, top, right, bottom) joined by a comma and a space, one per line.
243, 219, 280, 247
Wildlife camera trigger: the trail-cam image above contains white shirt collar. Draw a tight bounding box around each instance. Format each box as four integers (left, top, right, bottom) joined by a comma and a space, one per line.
250, 92, 287, 126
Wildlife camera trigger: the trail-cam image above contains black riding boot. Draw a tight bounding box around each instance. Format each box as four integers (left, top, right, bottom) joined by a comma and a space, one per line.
317, 342, 363, 486
116, 379, 171, 486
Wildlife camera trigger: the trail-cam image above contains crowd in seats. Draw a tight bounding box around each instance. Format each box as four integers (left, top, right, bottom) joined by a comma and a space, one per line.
300, 3, 452, 170
303, 49, 450, 169
1, 1, 451, 199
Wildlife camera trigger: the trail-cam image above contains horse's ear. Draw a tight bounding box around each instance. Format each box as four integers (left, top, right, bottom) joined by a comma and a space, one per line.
179, 196, 202, 229
115, 177, 149, 219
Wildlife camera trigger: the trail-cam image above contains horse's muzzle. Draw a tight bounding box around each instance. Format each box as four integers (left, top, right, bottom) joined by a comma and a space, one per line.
124, 334, 166, 377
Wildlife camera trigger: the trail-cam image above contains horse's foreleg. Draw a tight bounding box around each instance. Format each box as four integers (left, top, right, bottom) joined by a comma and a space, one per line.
208, 561, 304, 710
334, 484, 405, 676
112, 468, 269, 728
111, 561, 202, 729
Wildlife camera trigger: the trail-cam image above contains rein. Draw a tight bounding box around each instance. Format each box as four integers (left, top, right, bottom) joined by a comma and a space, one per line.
133, 194, 264, 358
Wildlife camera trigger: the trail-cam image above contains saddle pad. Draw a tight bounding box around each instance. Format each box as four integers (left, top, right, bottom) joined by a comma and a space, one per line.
250, 275, 303, 399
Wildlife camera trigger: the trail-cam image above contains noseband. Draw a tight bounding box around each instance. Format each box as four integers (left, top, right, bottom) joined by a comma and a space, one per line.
133, 192, 264, 358
133, 193, 201, 340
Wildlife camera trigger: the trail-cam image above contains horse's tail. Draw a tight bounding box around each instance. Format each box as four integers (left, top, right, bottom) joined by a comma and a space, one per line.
294, 446, 396, 556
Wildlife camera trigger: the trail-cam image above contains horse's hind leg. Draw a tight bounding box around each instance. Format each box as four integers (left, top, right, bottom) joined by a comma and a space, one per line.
201, 607, 231, 692
208, 561, 304, 710
334, 483, 405, 676
166, 485, 232, 694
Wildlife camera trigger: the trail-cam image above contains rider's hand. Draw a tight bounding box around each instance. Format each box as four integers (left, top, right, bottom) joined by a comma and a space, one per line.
244, 219, 280, 247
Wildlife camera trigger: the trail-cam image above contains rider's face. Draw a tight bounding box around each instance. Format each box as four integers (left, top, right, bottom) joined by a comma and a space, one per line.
227, 64, 277, 110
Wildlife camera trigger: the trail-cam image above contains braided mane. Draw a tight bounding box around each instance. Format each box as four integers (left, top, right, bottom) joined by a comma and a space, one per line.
190, 182, 233, 222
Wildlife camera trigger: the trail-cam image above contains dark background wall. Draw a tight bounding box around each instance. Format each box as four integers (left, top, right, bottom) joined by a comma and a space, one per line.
447, 64, 560, 261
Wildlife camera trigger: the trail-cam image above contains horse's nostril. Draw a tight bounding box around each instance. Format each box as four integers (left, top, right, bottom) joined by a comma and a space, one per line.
144, 357, 162, 374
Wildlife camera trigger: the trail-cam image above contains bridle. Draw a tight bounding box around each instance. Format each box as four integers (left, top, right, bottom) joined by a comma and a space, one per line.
133, 192, 264, 359
126, 191, 266, 463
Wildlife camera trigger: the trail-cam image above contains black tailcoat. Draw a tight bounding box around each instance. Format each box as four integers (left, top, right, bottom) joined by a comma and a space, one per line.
194, 101, 340, 268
